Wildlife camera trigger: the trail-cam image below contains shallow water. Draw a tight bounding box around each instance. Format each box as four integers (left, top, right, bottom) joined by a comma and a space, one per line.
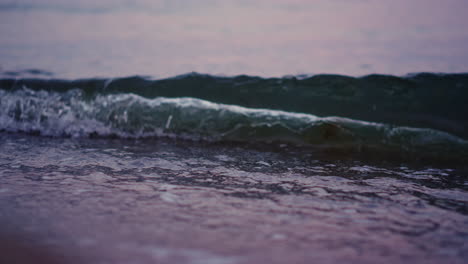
0, 132, 467, 263
2, 1, 468, 263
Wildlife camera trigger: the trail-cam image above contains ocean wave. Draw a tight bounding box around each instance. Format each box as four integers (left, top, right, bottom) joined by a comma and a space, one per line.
1, 87, 467, 160
2, 72, 467, 139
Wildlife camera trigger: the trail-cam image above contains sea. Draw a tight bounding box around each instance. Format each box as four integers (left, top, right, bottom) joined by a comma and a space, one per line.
1, 1, 468, 264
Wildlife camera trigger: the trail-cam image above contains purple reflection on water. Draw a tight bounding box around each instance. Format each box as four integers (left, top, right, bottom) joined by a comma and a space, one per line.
0, 0, 468, 78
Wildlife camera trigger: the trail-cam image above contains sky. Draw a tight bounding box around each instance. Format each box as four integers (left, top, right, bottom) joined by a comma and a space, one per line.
1, 0, 468, 78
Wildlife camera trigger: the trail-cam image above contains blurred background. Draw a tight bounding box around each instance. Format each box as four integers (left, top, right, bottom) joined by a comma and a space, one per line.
1, 0, 468, 78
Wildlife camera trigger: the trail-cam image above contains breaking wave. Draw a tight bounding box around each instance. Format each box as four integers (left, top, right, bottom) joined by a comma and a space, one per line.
1, 72, 468, 161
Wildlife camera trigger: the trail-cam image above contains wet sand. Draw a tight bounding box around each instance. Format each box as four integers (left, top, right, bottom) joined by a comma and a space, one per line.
0, 134, 467, 264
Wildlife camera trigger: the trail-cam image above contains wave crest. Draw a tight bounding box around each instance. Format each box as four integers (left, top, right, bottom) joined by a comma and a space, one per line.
1, 88, 466, 159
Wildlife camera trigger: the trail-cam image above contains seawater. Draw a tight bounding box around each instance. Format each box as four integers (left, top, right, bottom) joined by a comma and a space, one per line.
1, 73, 468, 161
0, 132, 467, 263
0, 73, 467, 263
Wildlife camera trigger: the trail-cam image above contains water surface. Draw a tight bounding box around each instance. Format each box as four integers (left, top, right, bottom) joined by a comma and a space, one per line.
1, 0, 468, 78
1, 132, 467, 263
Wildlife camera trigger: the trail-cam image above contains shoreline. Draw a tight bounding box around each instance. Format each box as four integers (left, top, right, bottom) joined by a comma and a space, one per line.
1, 133, 467, 263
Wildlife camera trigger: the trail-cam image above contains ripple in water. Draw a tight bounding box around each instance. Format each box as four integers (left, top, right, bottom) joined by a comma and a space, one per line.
0, 132, 467, 263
